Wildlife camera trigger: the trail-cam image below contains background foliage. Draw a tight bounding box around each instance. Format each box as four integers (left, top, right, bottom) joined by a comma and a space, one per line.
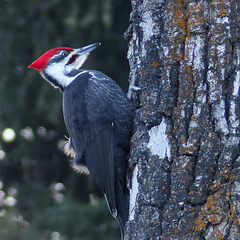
0, 0, 131, 239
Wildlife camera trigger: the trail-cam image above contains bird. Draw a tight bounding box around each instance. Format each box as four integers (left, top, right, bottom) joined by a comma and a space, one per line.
28, 43, 133, 239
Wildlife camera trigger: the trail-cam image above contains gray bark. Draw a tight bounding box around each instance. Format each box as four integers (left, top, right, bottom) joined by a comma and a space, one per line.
125, 0, 240, 239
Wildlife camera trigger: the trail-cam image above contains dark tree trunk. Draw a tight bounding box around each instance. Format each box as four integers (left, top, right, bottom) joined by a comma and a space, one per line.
124, 0, 240, 239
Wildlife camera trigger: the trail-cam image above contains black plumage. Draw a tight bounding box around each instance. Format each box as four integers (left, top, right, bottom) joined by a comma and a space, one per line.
63, 70, 133, 237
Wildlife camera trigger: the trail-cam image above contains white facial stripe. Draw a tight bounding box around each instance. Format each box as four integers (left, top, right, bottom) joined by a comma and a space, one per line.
45, 62, 87, 87
45, 62, 73, 87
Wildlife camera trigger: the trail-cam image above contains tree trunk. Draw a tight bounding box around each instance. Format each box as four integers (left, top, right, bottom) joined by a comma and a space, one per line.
124, 0, 240, 239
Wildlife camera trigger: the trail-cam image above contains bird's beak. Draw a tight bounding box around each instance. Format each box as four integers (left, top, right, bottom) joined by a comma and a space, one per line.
68, 43, 101, 69
72, 42, 101, 56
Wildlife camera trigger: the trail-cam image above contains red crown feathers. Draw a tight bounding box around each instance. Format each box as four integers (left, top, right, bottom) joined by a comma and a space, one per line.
28, 47, 74, 71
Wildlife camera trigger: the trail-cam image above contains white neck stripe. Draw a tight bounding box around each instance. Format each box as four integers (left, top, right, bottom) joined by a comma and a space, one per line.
44, 62, 87, 88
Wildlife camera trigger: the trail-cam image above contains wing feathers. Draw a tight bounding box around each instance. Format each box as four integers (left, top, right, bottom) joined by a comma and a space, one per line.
83, 122, 117, 216
62, 70, 132, 238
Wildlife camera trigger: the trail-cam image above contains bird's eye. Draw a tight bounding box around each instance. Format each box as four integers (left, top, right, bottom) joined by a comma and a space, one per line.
59, 51, 68, 57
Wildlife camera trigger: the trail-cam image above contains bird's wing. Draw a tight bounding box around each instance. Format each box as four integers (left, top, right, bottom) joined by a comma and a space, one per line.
82, 122, 117, 217
63, 72, 117, 216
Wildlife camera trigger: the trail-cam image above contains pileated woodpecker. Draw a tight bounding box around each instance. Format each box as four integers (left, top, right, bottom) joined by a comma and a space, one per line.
28, 43, 133, 238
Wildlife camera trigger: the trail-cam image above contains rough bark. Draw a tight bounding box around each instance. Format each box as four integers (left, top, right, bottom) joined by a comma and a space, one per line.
125, 0, 240, 239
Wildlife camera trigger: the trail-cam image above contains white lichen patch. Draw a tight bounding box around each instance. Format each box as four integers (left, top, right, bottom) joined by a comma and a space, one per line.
189, 118, 198, 129
237, 45, 240, 66
205, 225, 214, 239
218, 221, 229, 235
127, 31, 141, 99
140, 11, 154, 42
213, 100, 229, 135
207, 70, 222, 103
196, 82, 207, 104
163, 45, 169, 57
216, 16, 229, 24
139, 10, 155, 57
194, 175, 203, 187
127, 67, 139, 99
229, 101, 239, 131
193, 35, 205, 71
216, 44, 226, 64
185, 35, 205, 71
129, 164, 139, 221
181, 109, 185, 118
147, 118, 171, 159
233, 70, 240, 96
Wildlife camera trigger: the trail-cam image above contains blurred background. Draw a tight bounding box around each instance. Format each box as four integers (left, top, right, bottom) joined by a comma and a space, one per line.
0, 0, 131, 239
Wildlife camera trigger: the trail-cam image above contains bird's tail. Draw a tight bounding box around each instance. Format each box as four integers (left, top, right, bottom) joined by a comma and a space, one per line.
116, 179, 129, 240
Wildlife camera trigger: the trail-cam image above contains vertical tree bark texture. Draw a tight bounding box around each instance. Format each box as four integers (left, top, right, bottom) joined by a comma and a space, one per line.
125, 0, 240, 239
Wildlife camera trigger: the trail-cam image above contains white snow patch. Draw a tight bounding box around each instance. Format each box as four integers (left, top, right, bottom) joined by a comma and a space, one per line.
129, 164, 139, 221
147, 118, 171, 159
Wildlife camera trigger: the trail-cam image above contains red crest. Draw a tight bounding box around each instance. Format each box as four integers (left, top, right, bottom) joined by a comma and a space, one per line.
28, 47, 74, 71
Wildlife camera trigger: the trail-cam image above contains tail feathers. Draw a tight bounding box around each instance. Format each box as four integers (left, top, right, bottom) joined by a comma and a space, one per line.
117, 214, 127, 240
116, 180, 129, 240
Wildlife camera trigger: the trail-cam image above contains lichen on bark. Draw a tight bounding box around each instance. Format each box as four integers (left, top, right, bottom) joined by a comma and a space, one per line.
125, 0, 240, 239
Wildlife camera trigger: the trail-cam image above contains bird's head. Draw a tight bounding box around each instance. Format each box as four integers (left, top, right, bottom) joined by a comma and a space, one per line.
28, 43, 100, 90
